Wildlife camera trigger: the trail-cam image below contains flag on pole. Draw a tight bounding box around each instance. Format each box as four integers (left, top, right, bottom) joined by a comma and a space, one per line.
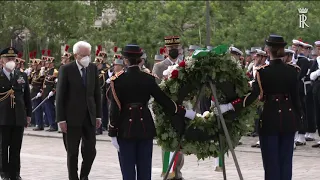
162, 151, 178, 178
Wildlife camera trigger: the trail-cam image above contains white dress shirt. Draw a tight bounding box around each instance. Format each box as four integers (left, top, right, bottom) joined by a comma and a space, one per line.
2, 68, 14, 80
76, 60, 85, 76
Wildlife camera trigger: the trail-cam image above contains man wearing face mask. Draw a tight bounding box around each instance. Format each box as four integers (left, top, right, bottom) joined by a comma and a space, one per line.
56, 41, 101, 180
152, 36, 182, 85
0, 47, 32, 180
152, 36, 185, 180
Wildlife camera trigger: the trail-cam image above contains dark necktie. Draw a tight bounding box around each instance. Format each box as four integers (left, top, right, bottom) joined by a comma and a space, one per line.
10, 73, 14, 84
81, 68, 87, 86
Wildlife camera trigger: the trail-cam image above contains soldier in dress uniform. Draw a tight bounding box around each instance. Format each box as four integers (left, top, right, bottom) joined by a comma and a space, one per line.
152, 36, 185, 180
250, 49, 268, 147
309, 41, 320, 148
61, 44, 72, 66
294, 41, 313, 146
108, 44, 196, 180
30, 52, 46, 131
0, 47, 32, 180
94, 47, 106, 135
283, 49, 295, 64
153, 36, 182, 84
229, 46, 244, 68
216, 35, 301, 180
42, 51, 58, 132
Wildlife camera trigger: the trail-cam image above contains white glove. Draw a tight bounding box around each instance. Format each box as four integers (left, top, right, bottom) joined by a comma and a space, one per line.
310, 69, 320, 81
185, 110, 196, 120
317, 57, 320, 69
48, 91, 54, 98
108, 70, 113, 77
214, 103, 234, 115
106, 78, 111, 84
211, 100, 215, 107
55, 78, 58, 83
36, 92, 42, 98
111, 137, 120, 152
249, 80, 254, 87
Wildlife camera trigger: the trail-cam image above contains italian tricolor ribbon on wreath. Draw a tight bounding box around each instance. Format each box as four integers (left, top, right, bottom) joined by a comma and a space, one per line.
162, 151, 179, 178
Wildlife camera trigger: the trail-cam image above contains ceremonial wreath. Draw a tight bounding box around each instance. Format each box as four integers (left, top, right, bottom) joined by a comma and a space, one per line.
152, 45, 260, 160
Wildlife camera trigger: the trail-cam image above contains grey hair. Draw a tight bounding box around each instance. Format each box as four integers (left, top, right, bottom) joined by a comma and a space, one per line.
73, 41, 92, 54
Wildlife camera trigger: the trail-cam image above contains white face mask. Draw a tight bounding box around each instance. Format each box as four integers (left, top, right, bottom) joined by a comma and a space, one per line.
5, 61, 16, 71
79, 56, 90, 67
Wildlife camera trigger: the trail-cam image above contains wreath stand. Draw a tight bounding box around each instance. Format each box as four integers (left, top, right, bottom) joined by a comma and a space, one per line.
162, 81, 244, 180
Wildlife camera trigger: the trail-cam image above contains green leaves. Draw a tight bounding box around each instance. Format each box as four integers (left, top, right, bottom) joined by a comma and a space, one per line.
153, 52, 260, 160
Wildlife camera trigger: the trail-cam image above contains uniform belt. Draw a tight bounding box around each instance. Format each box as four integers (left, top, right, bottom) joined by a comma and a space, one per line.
124, 103, 147, 109
264, 94, 290, 101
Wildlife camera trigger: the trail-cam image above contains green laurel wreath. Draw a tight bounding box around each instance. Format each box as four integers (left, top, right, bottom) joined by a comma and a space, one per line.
152, 45, 261, 160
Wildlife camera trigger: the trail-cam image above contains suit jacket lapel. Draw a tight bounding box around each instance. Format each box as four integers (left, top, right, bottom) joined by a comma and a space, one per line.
0, 69, 10, 84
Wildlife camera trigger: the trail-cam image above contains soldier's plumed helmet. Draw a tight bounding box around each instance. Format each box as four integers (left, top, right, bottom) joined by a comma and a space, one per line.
265, 35, 287, 47
0, 47, 18, 57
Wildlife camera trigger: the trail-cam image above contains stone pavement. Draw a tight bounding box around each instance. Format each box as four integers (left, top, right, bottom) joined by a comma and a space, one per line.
21, 127, 320, 180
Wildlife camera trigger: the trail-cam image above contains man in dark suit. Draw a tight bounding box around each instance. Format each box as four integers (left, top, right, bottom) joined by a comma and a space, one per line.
0, 47, 32, 180
55, 41, 102, 180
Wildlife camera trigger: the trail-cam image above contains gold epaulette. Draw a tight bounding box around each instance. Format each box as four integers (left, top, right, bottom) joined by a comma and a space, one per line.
110, 70, 124, 81
287, 63, 301, 71
256, 64, 269, 70
143, 71, 159, 79
100, 70, 105, 74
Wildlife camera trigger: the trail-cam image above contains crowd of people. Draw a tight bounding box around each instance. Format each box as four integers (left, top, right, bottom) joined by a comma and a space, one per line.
0, 34, 319, 180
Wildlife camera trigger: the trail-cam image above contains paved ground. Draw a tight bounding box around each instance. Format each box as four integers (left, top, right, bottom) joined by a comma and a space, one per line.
20, 127, 320, 180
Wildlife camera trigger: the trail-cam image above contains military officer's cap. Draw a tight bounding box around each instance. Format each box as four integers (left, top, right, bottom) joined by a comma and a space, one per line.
206, 46, 213, 50
256, 49, 267, 56
300, 42, 313, 49
0, 47, 18, 57
250, 47, 261, 53
315, 41, 320, 47
189, 45, 199, 50
292, 39, 303, 46
164, 36, 180, 46
265, 34, 287, 47
229, 46, 243, 56
121, 44, 143, 58
285, 49, 295, 54
114, 59, 124, 65
154, 55, 164, 61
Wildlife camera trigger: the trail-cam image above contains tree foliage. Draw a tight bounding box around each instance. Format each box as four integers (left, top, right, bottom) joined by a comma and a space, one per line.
1, 1, 319, 65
